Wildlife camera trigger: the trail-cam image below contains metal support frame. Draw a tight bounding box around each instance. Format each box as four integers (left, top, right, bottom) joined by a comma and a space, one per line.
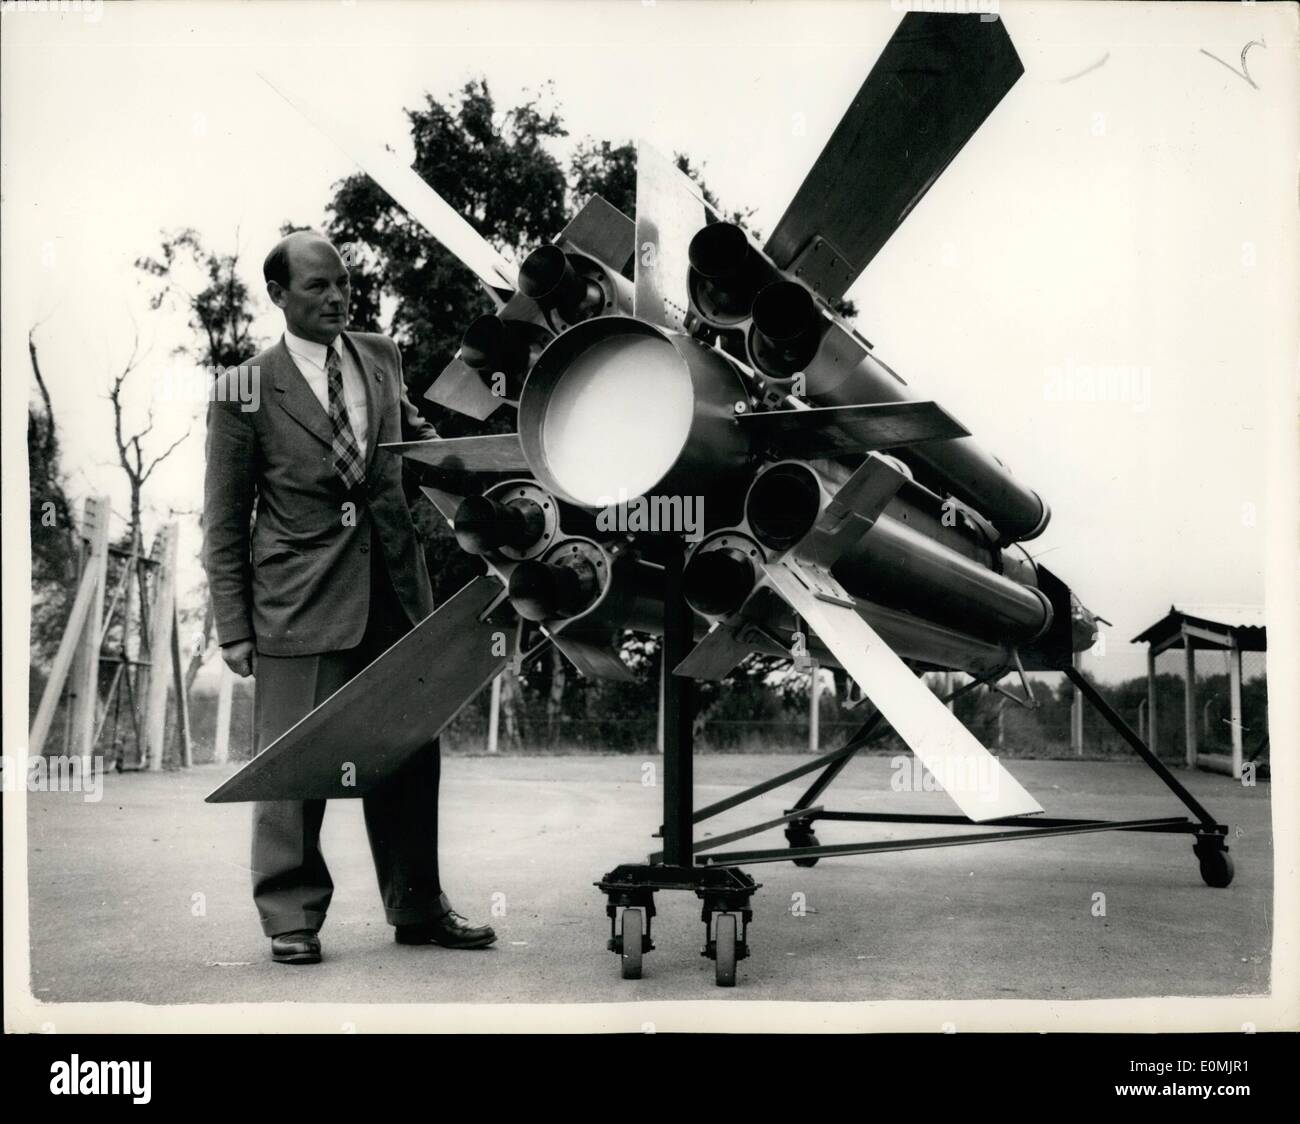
595, 538, 761, 979
1064, 666, 1221, 829
660, 536, 693, 867
596, 573, 1232, 984
700, 817, 1192, 868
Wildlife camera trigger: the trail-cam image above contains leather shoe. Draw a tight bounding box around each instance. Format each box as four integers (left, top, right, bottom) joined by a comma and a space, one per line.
271, 929, 321, 964
395, 911, 497, 949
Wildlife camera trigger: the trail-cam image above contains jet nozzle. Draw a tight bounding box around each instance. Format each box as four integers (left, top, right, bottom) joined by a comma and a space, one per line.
508, 554, 600, 621
519, 245, 604, 323
682, 545, 757, 618
748, 281, 823, 378
453, 495, 546, 556
461, 314, 531, 378
687, 222, 773, 326
745, 462, 823, 550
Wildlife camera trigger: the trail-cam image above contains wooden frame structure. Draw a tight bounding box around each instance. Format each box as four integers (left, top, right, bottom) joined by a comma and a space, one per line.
1133, 604, 1267, 779
29, 495, 192, 769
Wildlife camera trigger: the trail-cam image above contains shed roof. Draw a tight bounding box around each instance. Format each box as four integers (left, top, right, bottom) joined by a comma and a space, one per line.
1132, 604, 1267, 652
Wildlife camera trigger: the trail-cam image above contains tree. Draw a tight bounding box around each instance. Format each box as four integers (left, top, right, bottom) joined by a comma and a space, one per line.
569, 140, 637, 218
28, 327, 78, 669
136, 229, 264, 691
136, 229, 260, 371
103, 327, 191, 756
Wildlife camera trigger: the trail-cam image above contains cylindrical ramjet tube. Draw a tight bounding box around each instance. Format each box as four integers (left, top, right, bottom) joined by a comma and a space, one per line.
744, 461, 1052, 643
682, 546, 757, 618
460, 314, 531, 378
747, 281, 824, 378
836, 514, 1052, 642
798, 332, 1049, 541
453, 495, 546, 556
678, 529, 1014, 674
518, 245, 603, 323
743, 462, 822, 550
507, 553, 601, 621
687, 222, 774, 326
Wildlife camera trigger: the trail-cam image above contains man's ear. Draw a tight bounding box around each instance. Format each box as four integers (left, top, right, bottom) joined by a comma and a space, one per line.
267, 281, 287, 309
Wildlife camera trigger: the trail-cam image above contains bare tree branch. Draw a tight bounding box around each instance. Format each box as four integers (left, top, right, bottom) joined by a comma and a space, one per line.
139, 424, 192, 485
28, 326, 56, 460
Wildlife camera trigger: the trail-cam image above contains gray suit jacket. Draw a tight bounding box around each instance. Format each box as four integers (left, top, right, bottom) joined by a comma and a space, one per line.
203, 331, 437, 657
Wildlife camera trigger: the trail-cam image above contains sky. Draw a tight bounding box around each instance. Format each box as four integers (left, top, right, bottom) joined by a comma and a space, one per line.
3, 0, 1297, 688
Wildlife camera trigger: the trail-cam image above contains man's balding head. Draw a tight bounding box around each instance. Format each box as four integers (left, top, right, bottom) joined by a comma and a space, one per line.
263, 229, 338, 288
264, 231, 351, 345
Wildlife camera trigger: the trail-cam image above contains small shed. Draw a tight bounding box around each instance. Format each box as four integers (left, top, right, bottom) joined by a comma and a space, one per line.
1132, 604, 1267, 778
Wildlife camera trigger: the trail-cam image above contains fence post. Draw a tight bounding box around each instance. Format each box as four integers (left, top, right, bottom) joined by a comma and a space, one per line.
1228, 637, 1243, 779
1182, 625, 1197, 768
145, 524, 180, 770
1070, 652, 1083, 756
1146, 646, 1158, 755
170, 602, 192, 767
212, 663, 234, 764
487, 673, 501, 755
656, 654, 665, 754
809, 668, 821, 753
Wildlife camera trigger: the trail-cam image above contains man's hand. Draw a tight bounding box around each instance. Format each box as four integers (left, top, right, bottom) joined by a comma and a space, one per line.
222, 639, 257, 678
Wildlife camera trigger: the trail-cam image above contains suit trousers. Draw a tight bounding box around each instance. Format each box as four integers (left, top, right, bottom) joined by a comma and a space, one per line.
249, 527, 447, 937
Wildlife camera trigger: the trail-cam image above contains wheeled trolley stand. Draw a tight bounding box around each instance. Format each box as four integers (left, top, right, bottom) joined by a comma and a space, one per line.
597, 545, 1233, 988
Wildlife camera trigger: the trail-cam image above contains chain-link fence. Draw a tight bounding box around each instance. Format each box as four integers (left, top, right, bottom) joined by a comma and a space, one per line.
1151, 646, 1268, 766
174, 650, 1269, 766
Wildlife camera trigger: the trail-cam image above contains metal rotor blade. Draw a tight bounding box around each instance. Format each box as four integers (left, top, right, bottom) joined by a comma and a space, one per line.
633, 140, 708, 331
763, 12, 1024, 299
426, 354, 509, 421
258, 72, 517, 298
547, 629, 636, 682
673, 618, 753, 682
418, 484, 466, 522
206, 577, 516, 802
763, 557, 1042, 821
557, 194, 636, 275
385, 433, 530, 474
740, 401, 968, 458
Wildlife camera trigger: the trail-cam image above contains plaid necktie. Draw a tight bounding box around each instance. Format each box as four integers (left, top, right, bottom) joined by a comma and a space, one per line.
326, 346, 365, 489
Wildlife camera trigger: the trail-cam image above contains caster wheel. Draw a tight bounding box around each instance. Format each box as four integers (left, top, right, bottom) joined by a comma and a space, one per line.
714, 913, 737, 988
790, 832, 820, 867
621, 908, 643, 979
1195, 843, 1234, 888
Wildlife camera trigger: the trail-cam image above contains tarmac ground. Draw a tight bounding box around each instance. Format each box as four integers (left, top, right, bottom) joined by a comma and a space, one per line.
23, 753, 1272, 1013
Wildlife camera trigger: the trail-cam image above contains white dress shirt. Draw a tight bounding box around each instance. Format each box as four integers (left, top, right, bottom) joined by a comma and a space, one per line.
284, 329, 370, 459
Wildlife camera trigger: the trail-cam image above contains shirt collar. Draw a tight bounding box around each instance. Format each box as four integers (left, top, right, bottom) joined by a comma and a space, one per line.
284, 328, 341, 368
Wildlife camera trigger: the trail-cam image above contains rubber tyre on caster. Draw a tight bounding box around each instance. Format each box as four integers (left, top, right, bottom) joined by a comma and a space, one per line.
1198, 849, 1234, 888
621, 908, 643, 979
714, 913, 737, 987
789, 832, 820, 868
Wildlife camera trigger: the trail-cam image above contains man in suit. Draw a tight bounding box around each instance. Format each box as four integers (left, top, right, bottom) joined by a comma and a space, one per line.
204, 229, 495, 964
